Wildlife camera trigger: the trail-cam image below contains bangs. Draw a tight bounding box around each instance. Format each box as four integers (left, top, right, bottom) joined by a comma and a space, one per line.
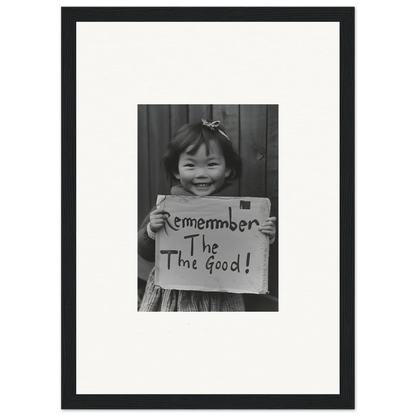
172, 125, 215, 156
186, 129, 216, 156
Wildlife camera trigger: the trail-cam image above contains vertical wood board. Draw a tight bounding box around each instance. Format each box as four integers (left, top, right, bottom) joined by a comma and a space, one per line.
239, 105, 267, 197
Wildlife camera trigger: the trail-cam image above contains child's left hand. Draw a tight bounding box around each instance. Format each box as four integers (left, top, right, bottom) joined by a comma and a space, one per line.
258, 217, 276, 240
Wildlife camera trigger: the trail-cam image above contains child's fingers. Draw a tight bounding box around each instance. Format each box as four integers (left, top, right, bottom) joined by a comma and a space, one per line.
260, 224, 275, 230
259, 220, 276, 229
152, 208, 170, 216
152, 218, 166, 224
259, 229, 274, 236
258, 228, 274, 234
151, 217, 168, 226
152, 214, 168, 221
150, 211, 170, 221
259, 219, 276, 237
149, 218, 167, 232
149, 208, 170, 231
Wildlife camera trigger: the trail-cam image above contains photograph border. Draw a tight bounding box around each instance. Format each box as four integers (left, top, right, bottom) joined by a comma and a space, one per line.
62, 7, 354, 409
137, 104, 280, 312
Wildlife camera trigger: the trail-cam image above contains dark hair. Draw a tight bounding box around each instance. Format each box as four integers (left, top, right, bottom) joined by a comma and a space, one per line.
163, 120, 243, 182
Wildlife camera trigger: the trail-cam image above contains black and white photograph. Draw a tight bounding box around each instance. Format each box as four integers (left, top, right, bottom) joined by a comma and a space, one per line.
138, 105, 278, 311
61, 8, 351, 406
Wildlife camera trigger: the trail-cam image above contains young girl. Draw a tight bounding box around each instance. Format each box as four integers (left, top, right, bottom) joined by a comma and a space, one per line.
138, 119, 276, 312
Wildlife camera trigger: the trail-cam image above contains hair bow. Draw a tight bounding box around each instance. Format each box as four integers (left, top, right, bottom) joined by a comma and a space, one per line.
201, 119, 230, 141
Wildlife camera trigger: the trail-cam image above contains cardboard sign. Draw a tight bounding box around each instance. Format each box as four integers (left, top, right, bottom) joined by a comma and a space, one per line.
155, 195, 271, 294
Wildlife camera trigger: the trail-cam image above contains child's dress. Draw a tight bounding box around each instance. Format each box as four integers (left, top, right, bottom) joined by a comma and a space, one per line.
138, 183, 245, 311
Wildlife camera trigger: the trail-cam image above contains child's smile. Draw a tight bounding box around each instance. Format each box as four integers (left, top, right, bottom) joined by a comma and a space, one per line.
175, 142, 231, 196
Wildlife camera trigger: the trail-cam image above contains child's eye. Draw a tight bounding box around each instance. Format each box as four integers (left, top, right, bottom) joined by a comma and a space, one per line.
208, 163, 218, 167
184, 164, 194, 168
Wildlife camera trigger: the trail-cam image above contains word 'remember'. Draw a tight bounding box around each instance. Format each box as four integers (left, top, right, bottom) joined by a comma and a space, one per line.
166, 207, 260, 233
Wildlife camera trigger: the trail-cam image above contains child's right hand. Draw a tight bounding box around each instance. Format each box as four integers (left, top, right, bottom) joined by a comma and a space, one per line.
149, 208, 170, 233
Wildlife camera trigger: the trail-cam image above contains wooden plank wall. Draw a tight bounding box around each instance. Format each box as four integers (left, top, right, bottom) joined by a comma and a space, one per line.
138, 105, 278, 311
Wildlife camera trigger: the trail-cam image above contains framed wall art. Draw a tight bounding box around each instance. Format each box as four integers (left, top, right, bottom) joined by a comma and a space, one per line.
62, 7, 354, 409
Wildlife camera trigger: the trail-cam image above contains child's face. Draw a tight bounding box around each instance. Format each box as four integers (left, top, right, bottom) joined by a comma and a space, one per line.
174, 141, 231, 196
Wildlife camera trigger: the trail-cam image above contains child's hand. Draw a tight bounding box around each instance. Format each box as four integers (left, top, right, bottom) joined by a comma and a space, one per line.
258, 217, 276, 240
149, 208, 170, 233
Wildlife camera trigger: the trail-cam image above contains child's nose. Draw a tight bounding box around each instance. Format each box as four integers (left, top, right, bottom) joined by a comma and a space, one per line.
195, 167, 208, 178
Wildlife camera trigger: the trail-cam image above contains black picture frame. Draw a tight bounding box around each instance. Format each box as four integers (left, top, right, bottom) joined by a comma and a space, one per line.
62, 7, 354, 409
